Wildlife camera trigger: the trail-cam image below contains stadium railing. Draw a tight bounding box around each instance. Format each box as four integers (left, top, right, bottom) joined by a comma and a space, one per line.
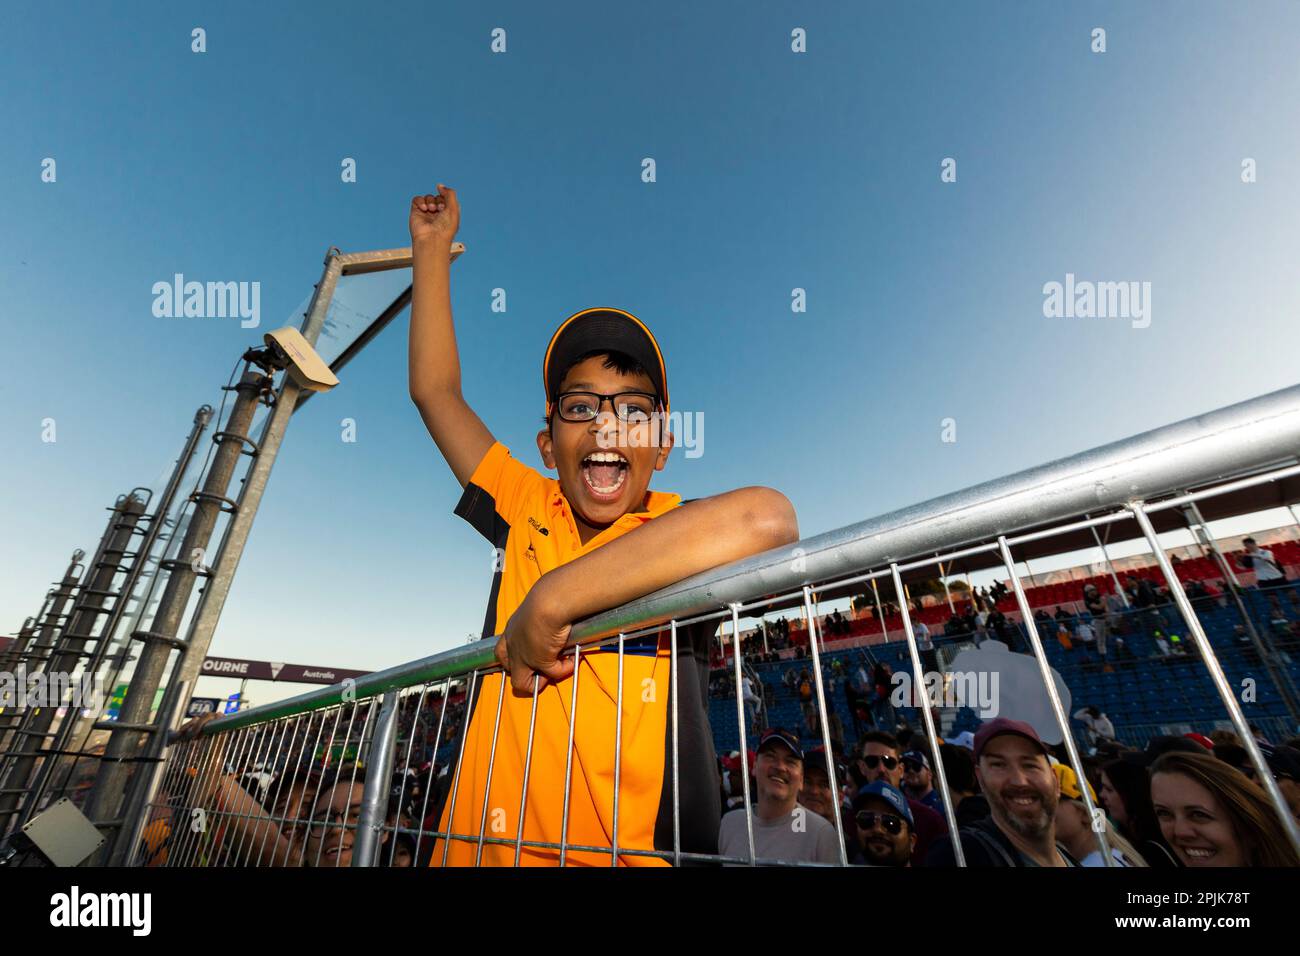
131, 384, 1300, 867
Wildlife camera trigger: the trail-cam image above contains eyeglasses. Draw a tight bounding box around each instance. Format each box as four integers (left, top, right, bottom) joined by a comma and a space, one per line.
554, 391, 659, 424
902, 759, 926, 773
307, 804, 360, 833
861, 754, 899, 771
855, 811, 905, 835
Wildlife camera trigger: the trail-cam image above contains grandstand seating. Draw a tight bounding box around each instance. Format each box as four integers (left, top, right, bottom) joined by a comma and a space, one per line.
708, 566, 1300, 759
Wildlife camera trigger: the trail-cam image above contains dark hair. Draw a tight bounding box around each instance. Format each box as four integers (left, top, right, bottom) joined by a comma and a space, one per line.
1243, 537, 1256, 545
1213, 744, 1251, 773
939, 743, 977, 794
861, 731, 900, 755
545, 349, 656, 429
1101, 758, 1165, 849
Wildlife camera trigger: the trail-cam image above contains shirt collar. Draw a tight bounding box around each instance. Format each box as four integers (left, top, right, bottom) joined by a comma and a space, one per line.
549, 486, 681, 546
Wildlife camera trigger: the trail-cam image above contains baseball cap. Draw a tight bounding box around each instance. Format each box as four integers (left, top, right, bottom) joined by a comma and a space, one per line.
543, 308, 669, 417
853, 782, 914, 828
901, 750, 931, 771
756, 728, 803, 761
973, 717, 1051, 762
944, 731, 975, 751
1052, 762, 1096, 801
1183, 732, 1215, 751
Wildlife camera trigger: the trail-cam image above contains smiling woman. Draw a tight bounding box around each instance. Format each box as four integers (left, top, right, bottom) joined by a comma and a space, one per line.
1150, 751, 1300, 868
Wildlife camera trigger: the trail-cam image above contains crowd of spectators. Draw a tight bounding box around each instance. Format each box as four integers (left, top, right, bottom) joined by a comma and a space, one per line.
715, 718, 1300, 867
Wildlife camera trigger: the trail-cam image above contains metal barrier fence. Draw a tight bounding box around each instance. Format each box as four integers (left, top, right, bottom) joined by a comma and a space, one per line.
131, 384, 1300, 867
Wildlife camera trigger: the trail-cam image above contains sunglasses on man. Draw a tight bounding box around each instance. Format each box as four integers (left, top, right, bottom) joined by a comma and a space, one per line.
855, 810, 906, 835
860, 754, 898, 771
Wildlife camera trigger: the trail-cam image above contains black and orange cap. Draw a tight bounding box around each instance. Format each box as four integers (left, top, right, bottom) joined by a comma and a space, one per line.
543, 307, 669, 417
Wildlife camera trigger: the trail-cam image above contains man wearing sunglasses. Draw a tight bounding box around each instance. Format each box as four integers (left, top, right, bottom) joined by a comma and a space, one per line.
854, 731, 946, 865
852, 782, 915, 867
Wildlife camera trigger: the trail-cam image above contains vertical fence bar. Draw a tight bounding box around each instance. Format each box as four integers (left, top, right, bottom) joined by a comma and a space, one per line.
1086, 515, 1130, 608
336, 704, 374, 867
440, 669, 477, 868
186, 724, 241, 868
281, 711, 324, 867
512, 675, 540, 866
611, 634, 625, 867
413, 678, 451, 867
216, 718, 269, 868
870, 578, 888, 643
314, 703, 358, 869
232, 716, 286, 866
798, 589, 847, 865
353, 692, 400, 867
1128, 503, 1300, 857
473, 675, 506, 866
729, 607, 756, 865
669, 621, 681, 867
294, 704, 342, 868
389, 684, 428, 867
995, 536, 1115, 866
256, 713, 307, 867
888, 565, 965, 867
167, 725, 221, 867
559, 648, 580, 867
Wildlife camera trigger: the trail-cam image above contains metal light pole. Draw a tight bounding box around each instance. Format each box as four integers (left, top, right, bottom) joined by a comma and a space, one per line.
17, 408, 213, 825
1085, 514, 1131, 607
102, 247, 349, 863
81, 376, 266, 835
0, 496, 147, 834
0, 555, 83, 759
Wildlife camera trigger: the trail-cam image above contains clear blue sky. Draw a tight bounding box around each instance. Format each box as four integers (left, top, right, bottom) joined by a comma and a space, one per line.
3, 2, 1299, 706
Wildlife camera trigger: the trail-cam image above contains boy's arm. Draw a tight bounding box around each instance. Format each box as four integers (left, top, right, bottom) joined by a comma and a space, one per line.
494, 486, 799, 695
407, 186, 495, 487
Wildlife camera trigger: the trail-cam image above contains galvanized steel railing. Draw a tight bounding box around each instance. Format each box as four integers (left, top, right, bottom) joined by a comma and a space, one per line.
131, 384, 1300, 866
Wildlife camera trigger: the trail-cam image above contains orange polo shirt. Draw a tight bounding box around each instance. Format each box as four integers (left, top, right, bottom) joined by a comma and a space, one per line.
431, 441, 719, 867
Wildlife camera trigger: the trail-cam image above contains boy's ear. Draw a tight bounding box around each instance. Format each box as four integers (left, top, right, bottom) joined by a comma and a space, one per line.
536, 428, 556, 470
654, 425, 675, 472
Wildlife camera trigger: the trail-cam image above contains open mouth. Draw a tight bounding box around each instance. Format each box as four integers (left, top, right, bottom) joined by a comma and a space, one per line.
1178, 844, 1217, 863
1006, 791, 1042, 812
581, 450, 629, 501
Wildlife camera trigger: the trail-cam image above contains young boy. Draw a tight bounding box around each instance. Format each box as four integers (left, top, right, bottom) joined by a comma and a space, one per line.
407, 186, 799, 866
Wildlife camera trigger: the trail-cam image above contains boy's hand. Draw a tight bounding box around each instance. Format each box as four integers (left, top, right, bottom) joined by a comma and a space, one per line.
409, 184, 460, 246
495, 590, 576, 697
